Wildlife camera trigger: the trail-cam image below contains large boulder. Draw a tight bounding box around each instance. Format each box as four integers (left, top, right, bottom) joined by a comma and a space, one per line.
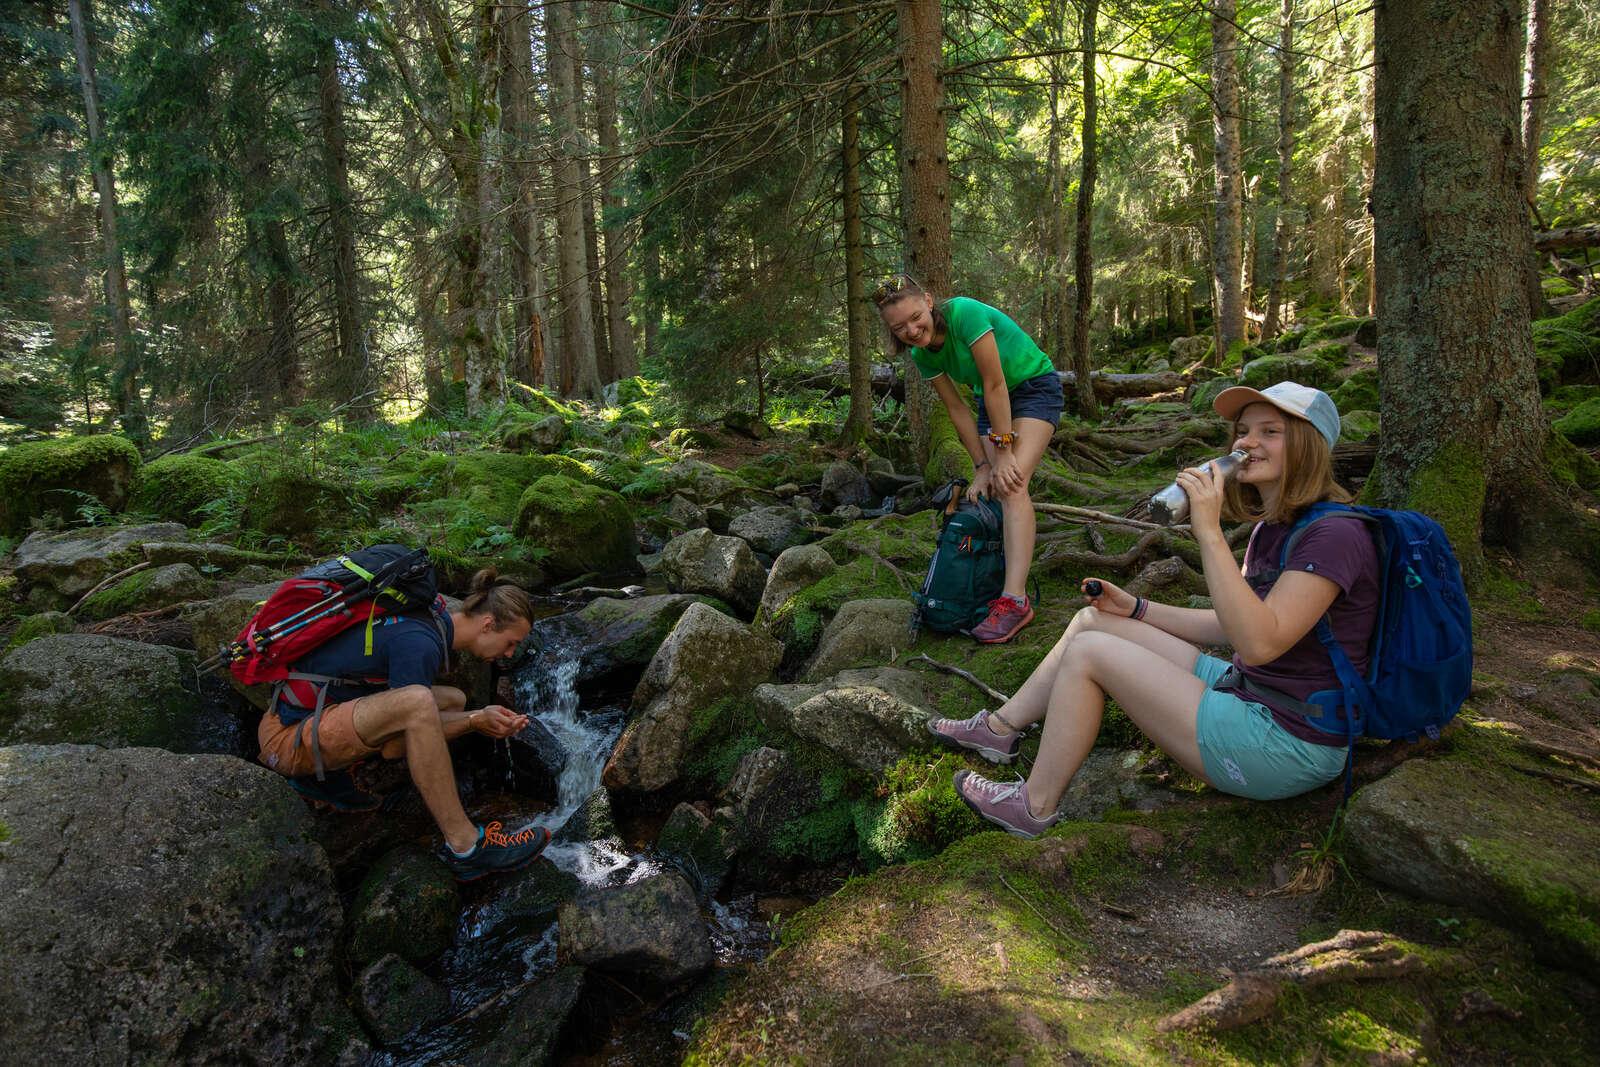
346, 845, 459, 966
514, 474, 637, 579
657, 528, 766, 617
0, 745, 352, 1062
819, 461, 873, 510
1346, 748, 1600, 974
131, 453, 245, 525
602, 603, 781, 793
752, 666, 943, 735
567, 593, 711, 683
471, 967, 586, 1067
789, 685, 933, 774
1239, 353, 1337, 391
497, 413, 570, 454
354, 955, 451, 1045
12, 522, 189, 606
713, 746, 821, 868
656, 801, 735, 899
80, 561, 212, 621
800, 598, 915, 682
557, 871, 713, 985
756, 543, 836, 624
660, 459, 745, 504
727, 504, 811, 557
181, 583, 281, 710
0, 634, 205, 750
1169, 335, 1214, 364
0, 434, 141, 536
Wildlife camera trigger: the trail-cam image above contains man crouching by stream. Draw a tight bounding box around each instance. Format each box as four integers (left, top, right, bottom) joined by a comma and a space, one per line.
257, 567, 550, 882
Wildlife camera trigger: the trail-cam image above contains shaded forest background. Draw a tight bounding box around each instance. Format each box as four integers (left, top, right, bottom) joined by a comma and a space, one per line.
2, 0, 1598, 537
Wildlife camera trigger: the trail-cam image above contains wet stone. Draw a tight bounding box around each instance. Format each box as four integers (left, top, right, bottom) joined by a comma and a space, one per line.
355, 954, 451, 1046
656, 801, 734, 900
348, 845, 460, 966
471, 967, 586, 1067
558, 871, 714, 986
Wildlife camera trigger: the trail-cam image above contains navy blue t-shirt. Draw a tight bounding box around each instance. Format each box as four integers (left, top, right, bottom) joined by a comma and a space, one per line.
274, 605, 453, 724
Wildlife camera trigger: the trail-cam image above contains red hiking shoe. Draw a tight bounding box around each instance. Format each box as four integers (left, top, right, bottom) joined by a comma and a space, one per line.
968, 596, 1034, 644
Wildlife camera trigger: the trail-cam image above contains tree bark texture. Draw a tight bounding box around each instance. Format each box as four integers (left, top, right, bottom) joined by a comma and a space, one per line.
1261, 0, 1296, 341
590, 1, 636, 381
1070, 0, 1101, 420
68, 0, 143, 438
898, 0, 952, 462
1372, 0, 1593, 584
841, 7, 873, 444
316, 1, 370, 415
547, 0, 602, 398
1521, 0, 1552, 314
500, 0, 549, 388
574, 44, 612, 385
1210, 0, 1246, 357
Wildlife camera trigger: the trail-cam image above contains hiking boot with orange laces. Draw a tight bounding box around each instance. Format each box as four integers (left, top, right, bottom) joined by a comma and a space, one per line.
968, 595, 1034, 644
438, 820, 552, 882
953, 770, 1060, 839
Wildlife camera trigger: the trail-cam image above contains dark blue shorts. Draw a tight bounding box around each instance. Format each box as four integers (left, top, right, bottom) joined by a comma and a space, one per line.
976, 371, 1065, 434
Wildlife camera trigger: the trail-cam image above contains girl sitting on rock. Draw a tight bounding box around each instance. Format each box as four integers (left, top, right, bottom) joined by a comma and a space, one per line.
928, 382, 1375, 835
873, 273, 1064, 644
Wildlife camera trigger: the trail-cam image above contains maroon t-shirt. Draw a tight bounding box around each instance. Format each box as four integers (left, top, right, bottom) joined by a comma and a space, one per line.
1234, 515, 1381, 745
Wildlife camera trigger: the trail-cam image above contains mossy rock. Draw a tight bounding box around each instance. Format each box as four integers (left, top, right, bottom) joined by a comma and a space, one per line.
80, 563, 213, 621
130, 454, 245, 526
505, 385, 581, 420
1339, 409, 1380, 443
1554, 397, 1600, 446
4, 612, 73, 651
665, 427, 722, 451
615, 376, 657, 405
1545, 431, 1600, 492
1239, 353, 1336, 391
237, 469, 349, 542
1299, 315, 1367, 345
922, 400, 972, 487
0, 634, 203, 748
513, 475, 636, 578
0, 435, 141, 536
1332, 367, 1380, 413
1300, 339, 1352, 366
1531, 296, 1600, 391
347, 846, 459, 966
1542, 276, 1578, 299
1346, 724, 1600, 974
1188, 377, 1235, 415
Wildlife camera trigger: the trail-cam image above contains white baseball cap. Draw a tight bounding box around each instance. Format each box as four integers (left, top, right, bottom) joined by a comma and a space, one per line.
1212, 381, 1342, 451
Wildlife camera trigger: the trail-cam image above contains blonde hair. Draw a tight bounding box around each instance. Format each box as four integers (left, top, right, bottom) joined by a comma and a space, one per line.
459, 567, 534, 629
1222, 412, 1352, 525
872, 273, 947, 357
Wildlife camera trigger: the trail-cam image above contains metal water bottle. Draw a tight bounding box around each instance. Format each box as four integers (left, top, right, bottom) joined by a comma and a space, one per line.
1148, 449, 1249, 525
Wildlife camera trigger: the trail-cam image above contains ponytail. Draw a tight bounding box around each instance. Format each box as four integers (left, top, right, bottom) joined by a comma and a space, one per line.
459, 567, 534, 629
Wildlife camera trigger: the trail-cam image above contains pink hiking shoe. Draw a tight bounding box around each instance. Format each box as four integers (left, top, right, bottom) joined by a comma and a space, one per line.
926, 709, 1021, 764
953, 770, 1060, 839
968, 596, 1034, 644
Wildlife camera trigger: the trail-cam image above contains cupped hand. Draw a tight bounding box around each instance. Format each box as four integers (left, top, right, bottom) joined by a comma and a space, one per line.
473, 704, 528, 739
1175, 461, 1226, 533
1080, 576, 1138, 617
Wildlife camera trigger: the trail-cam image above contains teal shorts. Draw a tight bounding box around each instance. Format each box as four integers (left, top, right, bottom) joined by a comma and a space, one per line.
1192, 654, 1347, 800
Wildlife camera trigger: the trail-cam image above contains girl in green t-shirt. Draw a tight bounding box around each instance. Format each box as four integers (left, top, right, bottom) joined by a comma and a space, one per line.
874, 274, 1064, 644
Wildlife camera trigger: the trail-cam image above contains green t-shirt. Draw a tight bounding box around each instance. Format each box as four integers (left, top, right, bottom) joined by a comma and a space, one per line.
909, 297, 1054, 396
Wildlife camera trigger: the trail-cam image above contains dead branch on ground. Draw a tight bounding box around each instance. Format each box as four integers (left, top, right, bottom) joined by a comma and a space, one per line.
907, 654, 1012, 704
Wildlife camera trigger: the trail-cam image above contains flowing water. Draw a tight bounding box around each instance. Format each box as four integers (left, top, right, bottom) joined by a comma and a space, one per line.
381, 603, 770, 1064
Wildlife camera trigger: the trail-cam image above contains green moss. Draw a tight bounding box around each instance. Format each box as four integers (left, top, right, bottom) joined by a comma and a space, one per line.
1297, 315, 1366, 346
1188, 377, 1233, 415
80, 568, 161, 620
0, 818, 9, 843
922, 396, 973, 487
1554, 397, 1600, 446
1338, 409, 1380, 443
1331, 367, 1379, 413
1532, 296, 1600, 390
131, 454, 244, 524
1545, 431, 1600, 491
0, 434, 142, 534
4, 611, 73, 651
1582, 609, 1600, 633
237, 467, 352, 545
513, 474, 635, 577
855, 753, 984, 865
1239, 353, 1337, 391
1400, 441, 1486, 586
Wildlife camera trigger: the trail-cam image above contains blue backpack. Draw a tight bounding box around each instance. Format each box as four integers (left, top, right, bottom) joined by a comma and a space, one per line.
911, 481, 1006, 635
1272, 503, 1473, 749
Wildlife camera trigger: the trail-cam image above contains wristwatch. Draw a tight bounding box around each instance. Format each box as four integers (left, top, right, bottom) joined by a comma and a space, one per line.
987, 430, 1015, 449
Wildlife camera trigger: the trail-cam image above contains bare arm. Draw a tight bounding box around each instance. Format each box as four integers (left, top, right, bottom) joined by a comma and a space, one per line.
969, 330, 1010, 434
1139, 601, 1228, 645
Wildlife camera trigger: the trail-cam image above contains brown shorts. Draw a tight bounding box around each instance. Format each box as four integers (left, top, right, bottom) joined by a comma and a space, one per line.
258, 701, 376, 778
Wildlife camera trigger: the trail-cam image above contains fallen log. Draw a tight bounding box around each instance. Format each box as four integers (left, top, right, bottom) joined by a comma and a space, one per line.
799, 364, 1185, 404
1534, 224, 1600, 253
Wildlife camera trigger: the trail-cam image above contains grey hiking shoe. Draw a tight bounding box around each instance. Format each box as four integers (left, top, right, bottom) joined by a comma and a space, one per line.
926, 709, 1021, 764
438, 820, 552, 883
953, 770, 1059, 839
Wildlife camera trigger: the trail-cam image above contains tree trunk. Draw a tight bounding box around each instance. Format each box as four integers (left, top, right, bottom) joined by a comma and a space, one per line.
547, 0, 602, 398
1521, 0, 1552, 315
1210, 0, 1247, 358
898, 0, 951, 463
242, 134, 300, 408
500, 0, 549, 388
316, 1, 369, 417
589, 1, 636, 382
1045, 0, 1071, 368
67, 0, 143, 441
1372, 0, 1597, 587
1261, 0, 1295, 341
1070, 0, 1101, 419
841, 7, 873, 444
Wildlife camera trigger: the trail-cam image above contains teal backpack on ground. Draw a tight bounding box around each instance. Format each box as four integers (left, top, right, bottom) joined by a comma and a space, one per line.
912, 481, 1005, 634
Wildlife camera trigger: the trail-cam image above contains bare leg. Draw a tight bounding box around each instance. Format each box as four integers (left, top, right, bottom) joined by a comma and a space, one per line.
984, 417, 1056, 599
380, 685, 466, 759
352, 685, 477, 852
1024, 630, 1212, 818
989, 607, 1204, 734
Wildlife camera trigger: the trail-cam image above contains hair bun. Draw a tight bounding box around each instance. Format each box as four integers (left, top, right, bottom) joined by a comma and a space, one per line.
468, 566, 501, 595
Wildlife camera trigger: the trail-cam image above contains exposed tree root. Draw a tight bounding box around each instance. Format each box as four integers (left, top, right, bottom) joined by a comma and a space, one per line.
1156, 930, 1424, 1033
1124, 556, 1206, 599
